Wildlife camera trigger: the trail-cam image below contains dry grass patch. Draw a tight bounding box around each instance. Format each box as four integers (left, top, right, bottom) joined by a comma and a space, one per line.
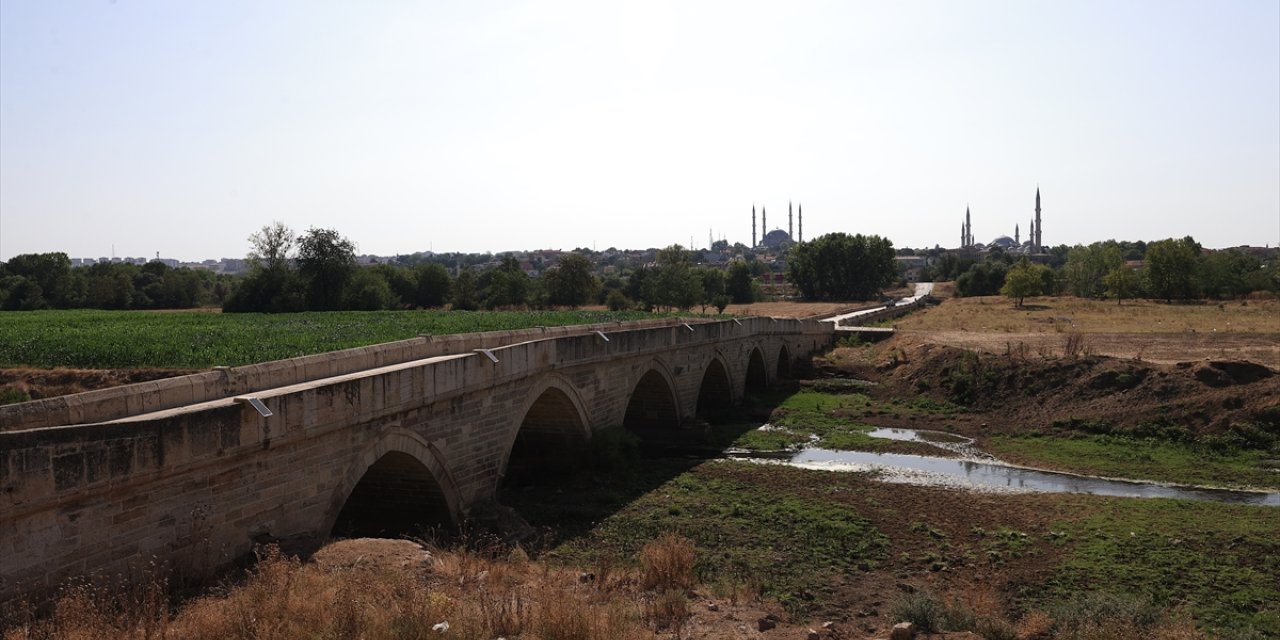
3, 536, 713, 640
896, 296, 1280, 335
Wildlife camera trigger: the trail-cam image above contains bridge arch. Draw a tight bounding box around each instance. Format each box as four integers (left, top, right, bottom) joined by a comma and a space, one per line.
745, 346, 768, 394
696, 353, 735, 417
777, 345, 793, 379
623, 361, 682, 436
500, 376, 592, 488
325, 427, 461, 538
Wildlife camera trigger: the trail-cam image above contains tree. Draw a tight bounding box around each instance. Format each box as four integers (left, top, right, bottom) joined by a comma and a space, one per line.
345, 268, 394, 310
479, 256, 529, 309
955, 261, 1008, 297
297, 227, 357, 311
1001, 258, 1041, 307
696, 267, 726, 313
226, 222, 304, 312
1063, 242, 1123, 298
1144, 236, 1201, 301
544, 253, 598, 308
786, 233, 896, 300
1103, 265, 1140, 305
3, 253, 74, 308
247, 221, 295, 273
726, 261, 755, 304
412, 263, 452, 308
451, 268, 480, 310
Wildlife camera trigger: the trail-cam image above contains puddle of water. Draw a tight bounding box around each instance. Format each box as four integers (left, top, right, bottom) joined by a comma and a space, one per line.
780, 448, 1280, 506
865, 427, 991, 459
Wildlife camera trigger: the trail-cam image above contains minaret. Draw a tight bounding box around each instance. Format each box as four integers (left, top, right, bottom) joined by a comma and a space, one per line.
788, 201, 794, 239
1034, 187, 1042, 252
964, 205, 972, 247
798, 203, 803, 242
752, 205, 757, 248
762, 207, 767, 237
1015, 224, 1020, 245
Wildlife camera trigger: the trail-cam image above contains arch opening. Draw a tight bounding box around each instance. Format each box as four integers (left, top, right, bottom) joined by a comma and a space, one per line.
503, 387, 589, 489
777, 345, 793, 379
745, 348, 768, 394
331, 451, 452, 539
623, 369, 681, 436
696, 358, 734, 418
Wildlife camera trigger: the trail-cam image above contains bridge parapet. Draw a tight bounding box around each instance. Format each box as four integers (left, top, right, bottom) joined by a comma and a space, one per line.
0, 317, 705, 433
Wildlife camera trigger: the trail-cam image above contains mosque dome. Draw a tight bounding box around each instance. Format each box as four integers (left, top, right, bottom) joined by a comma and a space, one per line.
989, 235, 1017, 249
762, 229, 793, 249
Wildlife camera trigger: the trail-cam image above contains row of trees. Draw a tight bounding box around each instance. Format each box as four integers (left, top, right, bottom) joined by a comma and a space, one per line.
224, 224, 759, 313
0, 253, 233, 311
787, 233, 897, 300
952, 237, 1279, 304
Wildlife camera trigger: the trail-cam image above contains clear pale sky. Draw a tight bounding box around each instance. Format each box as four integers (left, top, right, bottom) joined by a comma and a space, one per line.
2, 1, 1278, 262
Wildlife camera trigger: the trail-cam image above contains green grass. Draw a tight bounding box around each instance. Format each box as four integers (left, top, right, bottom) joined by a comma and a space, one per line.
518, 461, 886, 616
1042, 499, 1280, 636
984, 433, 1280, 490
0, 309, 668, 369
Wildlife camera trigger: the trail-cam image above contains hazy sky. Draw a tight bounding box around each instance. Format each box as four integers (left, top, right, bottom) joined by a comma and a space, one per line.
2, 1, 1278, 262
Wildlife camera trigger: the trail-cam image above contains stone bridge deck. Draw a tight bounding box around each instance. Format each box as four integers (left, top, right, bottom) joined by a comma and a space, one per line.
0, 316, 833, 603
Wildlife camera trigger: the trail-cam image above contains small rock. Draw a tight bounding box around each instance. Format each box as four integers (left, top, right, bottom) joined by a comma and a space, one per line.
890, 621, 916, 640
807, 630, 820, 640
821, 621, 835, 629
706, 602, 719, 612
895, 582, 916, 594
758, 617, 777, 632
578, 571, 595, 583
431, 620, 450, 633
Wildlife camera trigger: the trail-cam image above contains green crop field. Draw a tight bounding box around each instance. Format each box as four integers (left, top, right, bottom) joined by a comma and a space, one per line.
0, 309, 670, 369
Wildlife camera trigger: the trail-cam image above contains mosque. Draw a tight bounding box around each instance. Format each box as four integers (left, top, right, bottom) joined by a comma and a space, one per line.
959, 188, 1045, 255
751, 201, 803, 250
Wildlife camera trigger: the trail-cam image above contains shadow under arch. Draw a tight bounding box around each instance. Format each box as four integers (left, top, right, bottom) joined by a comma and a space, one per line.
325, 428, 461, 539
623, 363, 682, 438
696, 355, 734, 418
500, 376, 592, 490
745, 346, 768, 394
777, 344, 793, 379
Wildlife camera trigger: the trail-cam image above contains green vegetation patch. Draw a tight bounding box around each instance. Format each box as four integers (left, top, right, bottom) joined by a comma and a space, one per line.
0, 309, 666, 369
984, 433, 1280, 490
521, 462, 887, 616
1042, 499, 1280, 635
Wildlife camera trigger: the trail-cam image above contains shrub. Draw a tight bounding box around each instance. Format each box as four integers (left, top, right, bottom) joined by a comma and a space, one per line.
639, 533, 695, 593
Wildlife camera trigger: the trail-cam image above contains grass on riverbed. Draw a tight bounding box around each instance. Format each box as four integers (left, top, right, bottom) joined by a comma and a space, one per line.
983, 434, 1280, 491
0, 309, 668, 369
1041, 499, 1280, 636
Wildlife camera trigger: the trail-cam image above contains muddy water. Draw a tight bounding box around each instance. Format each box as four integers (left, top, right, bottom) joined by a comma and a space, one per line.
745, 427, 1280, 506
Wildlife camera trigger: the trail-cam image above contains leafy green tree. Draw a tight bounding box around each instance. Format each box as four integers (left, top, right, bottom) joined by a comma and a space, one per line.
954, 261, 1008, 297
225, 221, 305, 312
544, 253, 599, 308
3, 252, 74, 308
479, 256, 530, 309
696, 267, 726, 313
1001, 258, 1041, 307
1144, 236, 1201, 301
786, 233, 896, 300
1063, 242, 1123, 298
297, 227, 357, 311
726, 261, 755, 304
345, 268, 394, 310
451, 268, 480, 310
412, 263, 452, 308
1103, 265, 1141, 305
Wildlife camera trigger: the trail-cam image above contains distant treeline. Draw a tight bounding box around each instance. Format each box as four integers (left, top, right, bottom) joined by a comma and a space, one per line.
923, 237, 1278, 301
0, 253, 236, 310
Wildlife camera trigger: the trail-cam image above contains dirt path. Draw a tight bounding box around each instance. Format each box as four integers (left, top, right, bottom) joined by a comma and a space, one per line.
906, 330, 1280, 369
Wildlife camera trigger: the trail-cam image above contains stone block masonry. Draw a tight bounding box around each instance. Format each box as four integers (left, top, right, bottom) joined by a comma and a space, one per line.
0, 317, 833, 604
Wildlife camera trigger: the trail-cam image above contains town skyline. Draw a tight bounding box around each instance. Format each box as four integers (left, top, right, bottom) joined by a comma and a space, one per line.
2, 1, 1278, 262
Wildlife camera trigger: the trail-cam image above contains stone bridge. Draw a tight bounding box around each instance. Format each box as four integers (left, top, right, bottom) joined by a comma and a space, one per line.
0, 317, 832, 602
